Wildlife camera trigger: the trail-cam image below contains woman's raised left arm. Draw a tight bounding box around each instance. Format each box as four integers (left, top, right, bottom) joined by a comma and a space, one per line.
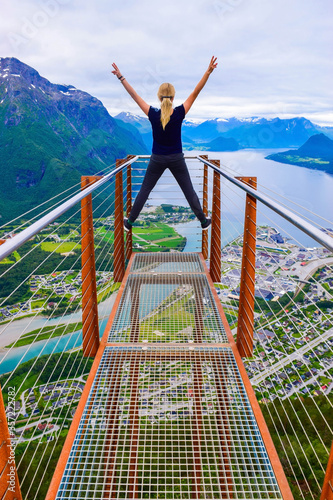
111, 63, 150, 116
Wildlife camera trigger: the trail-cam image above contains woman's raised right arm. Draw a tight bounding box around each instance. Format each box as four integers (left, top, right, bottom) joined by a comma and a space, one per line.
111, 63, 150, 116
183, 56, 218, 115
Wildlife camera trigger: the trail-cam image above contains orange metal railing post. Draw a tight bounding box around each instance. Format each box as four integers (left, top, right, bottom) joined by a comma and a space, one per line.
210, 160, 221, 283
200, 155, 209, 260
0, 385, 22, 500
321, 440, 333, 500
81, 176, 102, 358
236, 177, 257, 358
125, 155, 135, 261
113, 160, 126, 282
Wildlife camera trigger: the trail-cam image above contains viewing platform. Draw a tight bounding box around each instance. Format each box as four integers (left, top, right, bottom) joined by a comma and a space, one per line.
46, 252, 291, 499
0, 154, 332, 500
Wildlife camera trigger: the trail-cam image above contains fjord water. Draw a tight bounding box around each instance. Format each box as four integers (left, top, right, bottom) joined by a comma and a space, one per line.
1, 149, 332, 373
151, 149, 333, 249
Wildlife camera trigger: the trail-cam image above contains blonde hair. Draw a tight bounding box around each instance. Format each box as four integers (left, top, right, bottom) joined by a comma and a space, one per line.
157, 83, 175, 130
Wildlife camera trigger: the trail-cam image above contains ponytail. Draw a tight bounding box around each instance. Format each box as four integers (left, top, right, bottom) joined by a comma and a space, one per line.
160, 97, 173, 130
157, 83, 175, 130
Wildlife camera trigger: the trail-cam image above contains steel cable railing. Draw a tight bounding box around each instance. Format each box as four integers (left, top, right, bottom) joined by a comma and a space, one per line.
208, 171, 333, 498
0, 156, 138, 499
216, 224, 331, 496
9, 179, 125, 496
0, 153, 332, 500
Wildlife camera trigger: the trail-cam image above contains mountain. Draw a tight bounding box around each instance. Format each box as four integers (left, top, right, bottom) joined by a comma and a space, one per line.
116, 111, 333, 150
266, 134, 333, 174
114, 113, 241, 151
0, 58, 148, 223
114, 113, 152, 151
115, 111, 151, 133
182, 116, 324, 148
297, 133, 333, 158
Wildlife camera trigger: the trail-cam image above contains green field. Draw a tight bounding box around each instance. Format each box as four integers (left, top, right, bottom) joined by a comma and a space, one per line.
0, 257, 15, 265
284, 155, 329, 165
135, 222, 178, 241
97, 222, 185, 252
41, 241, 79, 253
96, 227, 114, 244
97, 281, 121, 302
6, 322, 83, 348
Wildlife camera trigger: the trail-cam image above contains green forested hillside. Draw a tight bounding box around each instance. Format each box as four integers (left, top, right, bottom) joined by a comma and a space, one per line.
262, 395, 333, 499
0, 57, 147, 223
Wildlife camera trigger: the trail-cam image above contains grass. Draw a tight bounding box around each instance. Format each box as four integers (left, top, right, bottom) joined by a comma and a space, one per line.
0, 251, 20, 265
134, 223, 179, 241
155, 237, 185, 249
225, 313, 237, 325
97, 282, 121, 302
41, 241, 79, 253
0, 257, 15, 264
13, 250, 20, 261
31, 299, 45, 309
96, 227, 114, 244
284, 155, 330, 165
97, 222, 184, 252
6, 322, 83, 348
2, 373, 39, 403
139, 308, 195, 341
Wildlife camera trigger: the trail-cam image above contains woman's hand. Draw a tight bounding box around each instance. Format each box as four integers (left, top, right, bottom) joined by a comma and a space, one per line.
183, 56, 218, 115
207, 56, 218, 75
111, 63, 122, 78
111, 63, 150, 115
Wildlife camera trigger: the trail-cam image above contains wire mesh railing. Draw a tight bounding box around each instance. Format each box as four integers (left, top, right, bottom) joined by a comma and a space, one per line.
0, 156, 137, 499
0, 153, 332, 499
199, 157, 333, 500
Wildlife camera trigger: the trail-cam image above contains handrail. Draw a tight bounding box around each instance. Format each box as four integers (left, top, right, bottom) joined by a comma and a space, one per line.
1, 152, 332, 262
197, 156, 333, 252
0, 156, 139, 262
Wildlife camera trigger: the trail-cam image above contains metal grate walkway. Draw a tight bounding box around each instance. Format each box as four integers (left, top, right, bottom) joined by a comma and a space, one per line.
50, 253, 289, 499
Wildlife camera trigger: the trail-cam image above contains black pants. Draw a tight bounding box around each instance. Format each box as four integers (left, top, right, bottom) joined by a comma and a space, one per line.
129, 153, 206, 223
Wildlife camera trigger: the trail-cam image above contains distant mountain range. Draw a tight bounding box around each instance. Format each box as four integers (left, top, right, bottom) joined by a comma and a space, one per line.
0, 58, 147, 222
266, 134, 333, 174
115, 112, 333, 151
1, 57, 333, 224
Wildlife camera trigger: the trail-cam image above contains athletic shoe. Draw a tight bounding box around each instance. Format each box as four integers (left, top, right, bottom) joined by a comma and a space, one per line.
124, 218, 132, 232
201, 218, 211, 230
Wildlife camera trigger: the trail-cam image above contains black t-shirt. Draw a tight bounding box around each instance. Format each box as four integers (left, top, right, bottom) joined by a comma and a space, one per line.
148, 104, 185, 155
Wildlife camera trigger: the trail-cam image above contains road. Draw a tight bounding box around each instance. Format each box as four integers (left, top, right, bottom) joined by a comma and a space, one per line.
292, 257, 333, 282
281, 362, 333, 400
15, 416, 60, 443
250, 327, 333, 386
133, 233, 159, 247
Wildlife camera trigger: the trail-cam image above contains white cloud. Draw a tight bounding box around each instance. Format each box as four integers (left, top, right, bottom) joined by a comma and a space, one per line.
0, 0, 332, 124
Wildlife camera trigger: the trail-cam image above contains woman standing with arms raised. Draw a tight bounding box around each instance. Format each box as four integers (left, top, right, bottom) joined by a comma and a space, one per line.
111, 56, 218, 231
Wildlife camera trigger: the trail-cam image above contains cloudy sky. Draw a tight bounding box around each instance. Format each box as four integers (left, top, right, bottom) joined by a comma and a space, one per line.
1, 0, 332, 124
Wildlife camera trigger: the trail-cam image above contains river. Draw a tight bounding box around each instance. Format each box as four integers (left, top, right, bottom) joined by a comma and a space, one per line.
0, 293, 117, 374
1, 149, 332, 374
